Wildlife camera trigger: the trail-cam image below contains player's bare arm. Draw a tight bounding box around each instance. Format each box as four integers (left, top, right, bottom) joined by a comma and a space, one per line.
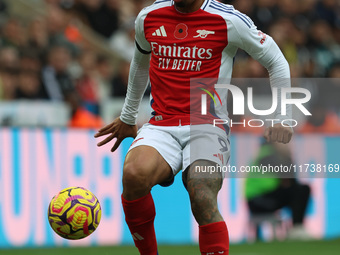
94, 117, 137, 152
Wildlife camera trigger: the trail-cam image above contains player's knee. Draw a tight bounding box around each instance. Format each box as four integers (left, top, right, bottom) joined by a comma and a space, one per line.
122, 162, 152, 191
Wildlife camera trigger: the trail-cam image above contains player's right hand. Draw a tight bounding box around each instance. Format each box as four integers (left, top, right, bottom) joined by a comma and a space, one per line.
263, 123, 293, 144
94, 117, 138, 152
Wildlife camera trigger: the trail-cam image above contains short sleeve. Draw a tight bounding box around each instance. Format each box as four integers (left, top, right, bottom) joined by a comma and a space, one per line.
135, 10, 151, 53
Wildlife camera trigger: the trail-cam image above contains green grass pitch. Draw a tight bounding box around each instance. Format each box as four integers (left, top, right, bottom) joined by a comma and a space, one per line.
1, 239, 339, 255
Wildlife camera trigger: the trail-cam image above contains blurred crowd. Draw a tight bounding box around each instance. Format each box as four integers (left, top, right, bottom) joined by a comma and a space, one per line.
0, 0, 339, 131
225, 0, 340, 134
0, 0, 151, 127
226, 0, 340, 79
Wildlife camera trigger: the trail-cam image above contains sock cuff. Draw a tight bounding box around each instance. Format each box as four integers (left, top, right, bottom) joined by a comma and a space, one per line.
121, 193, 152, 205
199, 221, 227, 233
199, 221, 229, 254
122, 193, 155, 224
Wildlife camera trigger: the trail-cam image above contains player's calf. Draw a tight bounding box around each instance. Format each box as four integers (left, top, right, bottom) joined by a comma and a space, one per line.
121, 161, 158, 255
185, 160, 229, 255
122, 193, 158, 255
121, 146, 173, 255
185, 160, 223, 225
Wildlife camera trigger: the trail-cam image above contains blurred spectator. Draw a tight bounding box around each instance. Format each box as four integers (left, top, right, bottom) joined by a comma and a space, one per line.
76, 50, 101, 115
15, 70, 45, 100
0, 68, 17, 100
95, 54, 113, 100
119, 0, 152, 24
27, 18, 49, 52
19, 49, 42, 73
109, 18, 135, 61
246, 58, 268, 78
0, 47, 19, 70
68, 107, 103, 129
252, 0, 278, 31
0, 47, 19, 101
231, 0, 254, 16
277, 0, 301, 19
129, 0, 150, 18
309, 19, 340, 76
0, 0, 7, 27
73, 0, 119, 38
316, 0, 340, 27
41, 45, 80, 112
328, 64, 340, 113
231, 59, 250, 78
46, 5, 67, 38
268, 18, 300, 65
1, 18, 27, 49
245, 141, 312, 240
111, 60, 130, 97
328, 63, 340, 78
0, 0, 6, 13
45, 5, 79, 56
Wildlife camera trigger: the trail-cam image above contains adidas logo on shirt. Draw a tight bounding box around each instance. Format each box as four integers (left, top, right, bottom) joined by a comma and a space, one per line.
152, 26, 167, 37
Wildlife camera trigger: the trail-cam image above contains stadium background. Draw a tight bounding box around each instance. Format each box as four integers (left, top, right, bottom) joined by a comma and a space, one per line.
0, 0, 340, 254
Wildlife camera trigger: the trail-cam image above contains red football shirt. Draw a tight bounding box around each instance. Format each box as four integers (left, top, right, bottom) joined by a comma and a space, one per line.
134, 0, 275, 128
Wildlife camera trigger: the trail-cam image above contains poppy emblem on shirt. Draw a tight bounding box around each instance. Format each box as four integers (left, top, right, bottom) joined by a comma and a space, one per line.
174, 23, 188, 39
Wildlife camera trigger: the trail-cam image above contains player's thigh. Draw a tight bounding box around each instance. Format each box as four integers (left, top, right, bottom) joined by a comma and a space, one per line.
123, 124, 182, 186
182, 124, 230, 182
124, 145, 173, 186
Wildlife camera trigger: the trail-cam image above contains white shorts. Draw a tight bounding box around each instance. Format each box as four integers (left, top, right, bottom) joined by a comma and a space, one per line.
128, 123, 230, 176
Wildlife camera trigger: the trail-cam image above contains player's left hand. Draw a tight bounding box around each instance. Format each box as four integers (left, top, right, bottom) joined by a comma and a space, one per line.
264, 123, 293, 144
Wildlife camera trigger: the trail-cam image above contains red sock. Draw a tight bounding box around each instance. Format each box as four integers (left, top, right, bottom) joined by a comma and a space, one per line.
122, 193, 158, 255
199, 221, 229, 255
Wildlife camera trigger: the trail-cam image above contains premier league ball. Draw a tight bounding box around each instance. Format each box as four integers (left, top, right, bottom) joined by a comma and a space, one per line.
47, 187, 101, 240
